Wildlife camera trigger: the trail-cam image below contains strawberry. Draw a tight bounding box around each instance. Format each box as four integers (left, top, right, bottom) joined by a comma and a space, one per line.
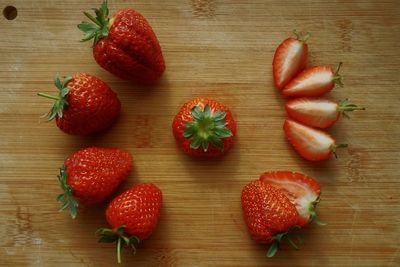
97, 183, 162, 263
241, 180, 300, 257
283, 119, 347, 161
38, 73, 121, 135
172, 97, 237, 157
273, 30, 309, 89
259, 171, 323, 226
282, 63, 343, 97
78, 1, 165, 84
57, 147, 133, 219
285, 97, 365, 128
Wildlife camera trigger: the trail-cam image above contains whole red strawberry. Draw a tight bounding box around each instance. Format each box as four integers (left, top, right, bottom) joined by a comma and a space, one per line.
78, 1, 165, 84
57, 147, 133, 219
172, 97, 237, 157
241, 180, 300, 257
38, 73, 121, 135
97, 183, 162, 263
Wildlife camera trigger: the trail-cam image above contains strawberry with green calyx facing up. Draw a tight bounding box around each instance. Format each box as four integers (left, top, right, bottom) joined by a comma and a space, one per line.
97, 183, 162, 263
57, 147, 133, 219
285, 97, 365, 128
282, 63, 344, 97
172, 97, 237, 157
38, 73, 121, 135
259, 171, 324, 226
273, 30, 310, 89
283, 119, 348, 161
78, 1, 165, 84
241, 180, 302, 257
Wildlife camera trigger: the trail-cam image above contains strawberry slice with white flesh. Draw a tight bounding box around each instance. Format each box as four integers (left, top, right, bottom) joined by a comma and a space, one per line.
273, 31, 309, 89
283, 119, 347, 161
282, 63, 343, 97
285, 98, 365, 128
259, 171, 322, 226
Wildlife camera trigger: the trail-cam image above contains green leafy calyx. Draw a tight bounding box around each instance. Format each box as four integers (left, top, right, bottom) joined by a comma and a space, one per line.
293, 29, 310, 43
96, 225, 140, 264
308, 197, 326, 226
183, 105, 233, 152
78, 0, 110, 46
337, 99, 365, 119
56, 165, 78, 219
267, 225, 302, 258
37, 75, 72, 121
333, 62, 344, 87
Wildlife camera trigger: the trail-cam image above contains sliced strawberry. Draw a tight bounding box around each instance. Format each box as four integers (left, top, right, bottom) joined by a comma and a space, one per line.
273, 31, 309, 89
283, 119, 347, 161
259, 171, 322, 226
282, 63, 343, 97
285, 97, 365, 128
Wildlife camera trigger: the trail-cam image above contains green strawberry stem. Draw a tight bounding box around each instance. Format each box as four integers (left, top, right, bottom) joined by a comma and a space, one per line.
293, 29, 310, 43
337, 99, 366, 119
96, 225, 140, 264
308, 197, 327, 226
38, 75, 72, 121
331, 143, 348, 159
78, 0, 110, 46
333, 62, 344, 87
267, 226, 302, 258
56, 165, 79, 219
183, 104, 233, 152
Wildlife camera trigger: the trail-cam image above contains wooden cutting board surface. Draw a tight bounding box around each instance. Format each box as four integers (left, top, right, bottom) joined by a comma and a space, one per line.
1, 0, 399, 266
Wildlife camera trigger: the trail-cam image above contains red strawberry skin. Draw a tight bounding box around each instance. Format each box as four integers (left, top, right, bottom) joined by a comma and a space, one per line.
273, 37, 308, 89
93, 9, 165, 84
259, 171, 321, 226
282, 66, 335, 97
65, 147, 133, 205
283, 119, 336, 161
56, 73, 121, 135
172, 97, 237, 157
285, 97, 340, 128
106, 183, 162, 241
241, 180, 299, 244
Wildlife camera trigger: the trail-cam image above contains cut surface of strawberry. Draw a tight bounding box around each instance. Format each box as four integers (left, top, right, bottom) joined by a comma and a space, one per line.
259, 171, 321, 226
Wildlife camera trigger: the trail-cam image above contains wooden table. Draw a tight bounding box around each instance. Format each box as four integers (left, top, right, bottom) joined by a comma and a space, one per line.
1, 0, 399, 266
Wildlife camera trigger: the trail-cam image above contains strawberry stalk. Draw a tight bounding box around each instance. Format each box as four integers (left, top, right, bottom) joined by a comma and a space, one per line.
56, 165, 78, 219
267, 226, 302, 257
331, 143, 348, 158
183, 105, 233, 152
78, 0, 110, 46
96, 225, 140, 264
37, 75, 72, 120
332, 62, 344, 87
338, 99, 366, 119
293, 29, 310, 43
308, 197, 327, 226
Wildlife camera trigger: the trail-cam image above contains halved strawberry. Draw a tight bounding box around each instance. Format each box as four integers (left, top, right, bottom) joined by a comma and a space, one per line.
272, 31, 309, 89
283, 119, 347, 161
285, 97, 365, 128
259, 171, 322, 226
282, 63, 343, 97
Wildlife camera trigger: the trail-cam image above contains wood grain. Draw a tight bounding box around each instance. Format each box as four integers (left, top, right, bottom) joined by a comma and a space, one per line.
1, 0, 399, 266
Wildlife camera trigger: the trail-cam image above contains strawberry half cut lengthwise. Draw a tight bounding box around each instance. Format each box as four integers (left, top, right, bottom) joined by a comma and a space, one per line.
273, 30, 309, 89
259, 171, 324, 226
285, 97, 365, 128
282, 63, 344, 97
78, 1, 165, 84
283, 119, 348, 161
